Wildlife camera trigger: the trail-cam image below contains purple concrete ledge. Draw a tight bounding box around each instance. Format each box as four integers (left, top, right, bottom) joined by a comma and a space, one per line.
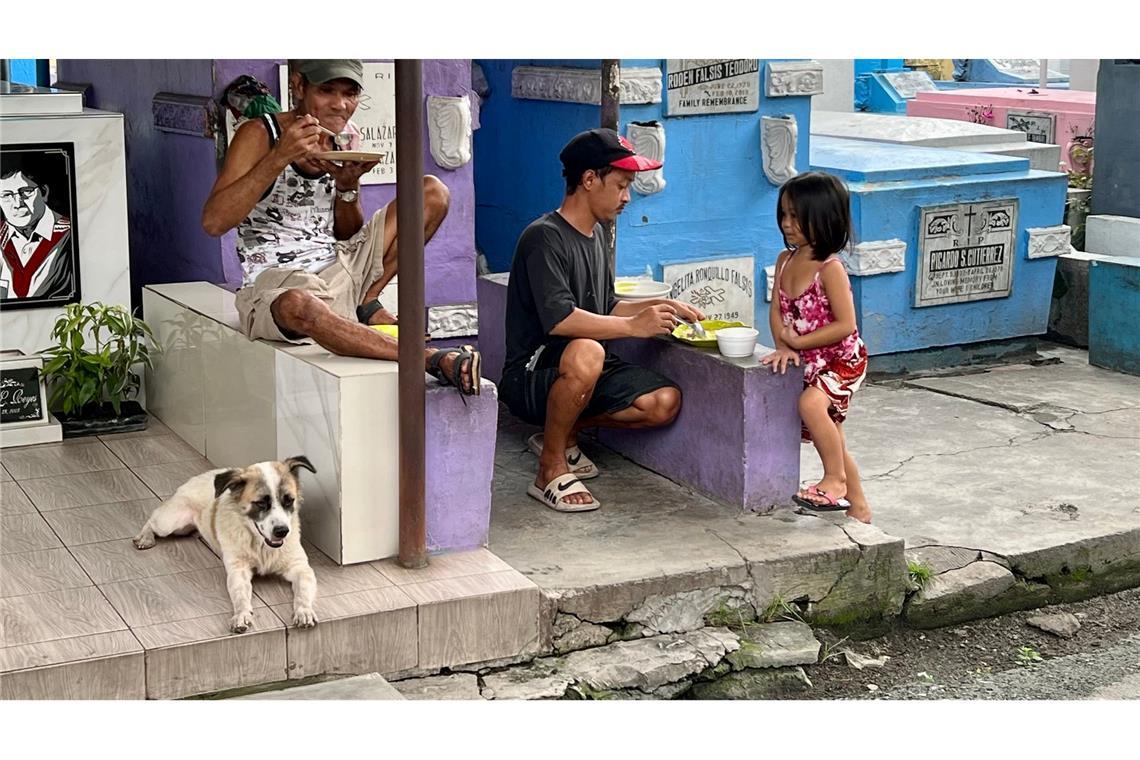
476, 273, 802, 512
477, 273, 510, 383
598, 339, 802, 512
426, 380, 499, 551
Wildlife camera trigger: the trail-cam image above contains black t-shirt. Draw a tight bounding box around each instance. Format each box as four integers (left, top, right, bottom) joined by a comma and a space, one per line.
503, 211, 618, 375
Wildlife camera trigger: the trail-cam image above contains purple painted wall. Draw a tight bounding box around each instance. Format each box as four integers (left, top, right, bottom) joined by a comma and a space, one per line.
57, 59, 477, 308
425, 381, 498, 551
56, 60, 222, 306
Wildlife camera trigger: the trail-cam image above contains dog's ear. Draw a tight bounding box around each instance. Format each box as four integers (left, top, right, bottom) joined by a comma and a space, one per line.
213, 469, 245, 499
284, 455, 316, 475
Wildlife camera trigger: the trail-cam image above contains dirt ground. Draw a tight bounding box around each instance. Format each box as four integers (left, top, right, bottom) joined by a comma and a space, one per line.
789, 586, 1140, 699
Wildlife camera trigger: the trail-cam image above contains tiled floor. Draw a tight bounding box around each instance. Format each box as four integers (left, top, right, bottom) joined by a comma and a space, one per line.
0, 420, 540, 699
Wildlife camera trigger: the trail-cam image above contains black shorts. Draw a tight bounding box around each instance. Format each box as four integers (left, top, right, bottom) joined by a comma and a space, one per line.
499, 339, 678, 427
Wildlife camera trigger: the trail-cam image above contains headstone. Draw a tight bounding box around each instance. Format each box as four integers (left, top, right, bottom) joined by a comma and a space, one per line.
0, 352, 62, 447
1005, 110, 1056, 144
907, 88, 1095, 172
665, 59, 761, 116
811, 136, 1065, 355
881, 70, 938, 99
810, 110, 1061, 171
916, 200, 1018, 307
662, 255, 756, 324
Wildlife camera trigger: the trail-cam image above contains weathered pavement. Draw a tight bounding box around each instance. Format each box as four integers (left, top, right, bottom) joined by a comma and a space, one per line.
227, 343, 1140, 700
488, 342, 1140, 653
878, 634, 1140, 700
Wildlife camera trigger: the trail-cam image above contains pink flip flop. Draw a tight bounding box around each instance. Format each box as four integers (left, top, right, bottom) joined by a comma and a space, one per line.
792, 485, 851, 512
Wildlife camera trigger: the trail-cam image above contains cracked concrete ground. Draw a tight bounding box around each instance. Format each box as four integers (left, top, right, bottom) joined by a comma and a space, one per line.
802, 344, 1140, 565
489, 342, 1140, 640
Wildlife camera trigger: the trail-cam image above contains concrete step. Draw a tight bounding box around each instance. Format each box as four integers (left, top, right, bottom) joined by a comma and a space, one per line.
473, 623, 818, 700
235, 673, 405, 700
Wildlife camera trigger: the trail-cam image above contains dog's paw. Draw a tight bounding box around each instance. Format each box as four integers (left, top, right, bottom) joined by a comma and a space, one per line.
229, 611, 254, 634
132, 531, 155, 550
293, 607, 318, 628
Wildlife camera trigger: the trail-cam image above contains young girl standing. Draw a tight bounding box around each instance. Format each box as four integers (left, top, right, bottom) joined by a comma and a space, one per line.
761, 172, 871, 523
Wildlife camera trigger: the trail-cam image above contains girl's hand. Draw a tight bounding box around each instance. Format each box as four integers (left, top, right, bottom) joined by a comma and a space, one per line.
761, 347, 801, 375
779, 324, 803, 349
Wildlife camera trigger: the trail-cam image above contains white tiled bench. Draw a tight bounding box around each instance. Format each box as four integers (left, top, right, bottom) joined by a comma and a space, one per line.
142, 282, 499, 564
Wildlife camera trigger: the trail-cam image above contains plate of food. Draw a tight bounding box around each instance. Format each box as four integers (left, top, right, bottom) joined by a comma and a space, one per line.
671, 319, 747, 347
312, 151, 383, 162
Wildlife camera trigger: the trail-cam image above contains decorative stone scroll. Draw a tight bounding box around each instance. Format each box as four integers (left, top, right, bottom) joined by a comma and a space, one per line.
152, 92, 217, 137
841, 240, 908, 276
1026, 225, 1071, 259
628, 121, 666, 195
427, 303, 479, 339
426, 95, 473, 170
511, 66, 662, 105
765, 61, 824, 97
761, 115, 798, 186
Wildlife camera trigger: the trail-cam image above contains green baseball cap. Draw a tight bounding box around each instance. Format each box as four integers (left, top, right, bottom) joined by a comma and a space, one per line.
293, 59, 364, 88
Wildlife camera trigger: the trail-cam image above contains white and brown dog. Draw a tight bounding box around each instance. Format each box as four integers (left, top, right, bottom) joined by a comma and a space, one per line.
133, 456, 318, 633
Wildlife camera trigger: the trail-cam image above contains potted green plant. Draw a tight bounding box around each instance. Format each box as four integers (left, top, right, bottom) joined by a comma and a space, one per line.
40, 301, 157, 437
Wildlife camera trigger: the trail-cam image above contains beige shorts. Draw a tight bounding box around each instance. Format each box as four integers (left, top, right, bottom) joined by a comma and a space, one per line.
235, 204, 391, 343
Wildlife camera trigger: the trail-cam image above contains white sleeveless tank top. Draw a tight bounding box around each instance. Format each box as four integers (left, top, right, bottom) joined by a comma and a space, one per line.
235, 114, 338, 286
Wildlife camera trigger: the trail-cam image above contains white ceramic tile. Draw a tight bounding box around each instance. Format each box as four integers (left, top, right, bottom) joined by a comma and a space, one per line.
142, 291, 206, 455
202, 319, 277, 468
0, 112, 131, 356
144, 282, 237, 318
275, 352, 343, 563
338, 374, 400, 563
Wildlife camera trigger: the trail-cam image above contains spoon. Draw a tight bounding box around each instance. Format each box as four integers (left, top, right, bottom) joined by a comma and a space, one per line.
315, 123, 352, 148
673, 313, 708, 338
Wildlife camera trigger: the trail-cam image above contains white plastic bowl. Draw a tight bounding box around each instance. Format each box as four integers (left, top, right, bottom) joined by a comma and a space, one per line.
716, 326, 759, 358
614, 278, 672, 299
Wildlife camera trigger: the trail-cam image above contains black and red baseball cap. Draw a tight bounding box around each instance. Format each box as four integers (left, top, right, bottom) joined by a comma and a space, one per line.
559, 127, 663, 178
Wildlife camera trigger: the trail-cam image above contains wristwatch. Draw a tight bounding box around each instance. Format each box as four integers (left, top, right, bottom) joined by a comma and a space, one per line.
336, 187, 359, 203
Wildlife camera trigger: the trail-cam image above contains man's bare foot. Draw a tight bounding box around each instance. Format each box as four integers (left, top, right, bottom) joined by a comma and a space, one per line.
535, 460, 594, 507
366, 306, 398, 326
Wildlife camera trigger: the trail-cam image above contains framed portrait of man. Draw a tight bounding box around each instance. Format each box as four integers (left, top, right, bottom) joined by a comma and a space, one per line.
0, 142, 82, 310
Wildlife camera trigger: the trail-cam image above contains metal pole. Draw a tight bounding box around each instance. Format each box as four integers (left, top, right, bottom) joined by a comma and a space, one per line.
1039, 58, 1048, 90
395, 59, 427, 569
601, 59, 620, 270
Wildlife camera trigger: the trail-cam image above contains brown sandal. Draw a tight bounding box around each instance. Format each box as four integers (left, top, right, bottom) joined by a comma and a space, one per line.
427, 345, 482, 396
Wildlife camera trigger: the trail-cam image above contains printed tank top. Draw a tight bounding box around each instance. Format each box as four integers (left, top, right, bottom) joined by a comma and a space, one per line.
235, 114, 338, 286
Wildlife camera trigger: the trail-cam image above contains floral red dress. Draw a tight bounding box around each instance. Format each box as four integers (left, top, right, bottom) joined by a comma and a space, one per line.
777, 255, 869, 442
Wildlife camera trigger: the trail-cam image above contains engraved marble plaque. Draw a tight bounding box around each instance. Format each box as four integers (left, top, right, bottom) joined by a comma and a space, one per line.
916, 200, 1018, 307
665, 59, 760, 116
881, 71, 938, 99
663, 255, 755, 323
1005, 110, 1056, 144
